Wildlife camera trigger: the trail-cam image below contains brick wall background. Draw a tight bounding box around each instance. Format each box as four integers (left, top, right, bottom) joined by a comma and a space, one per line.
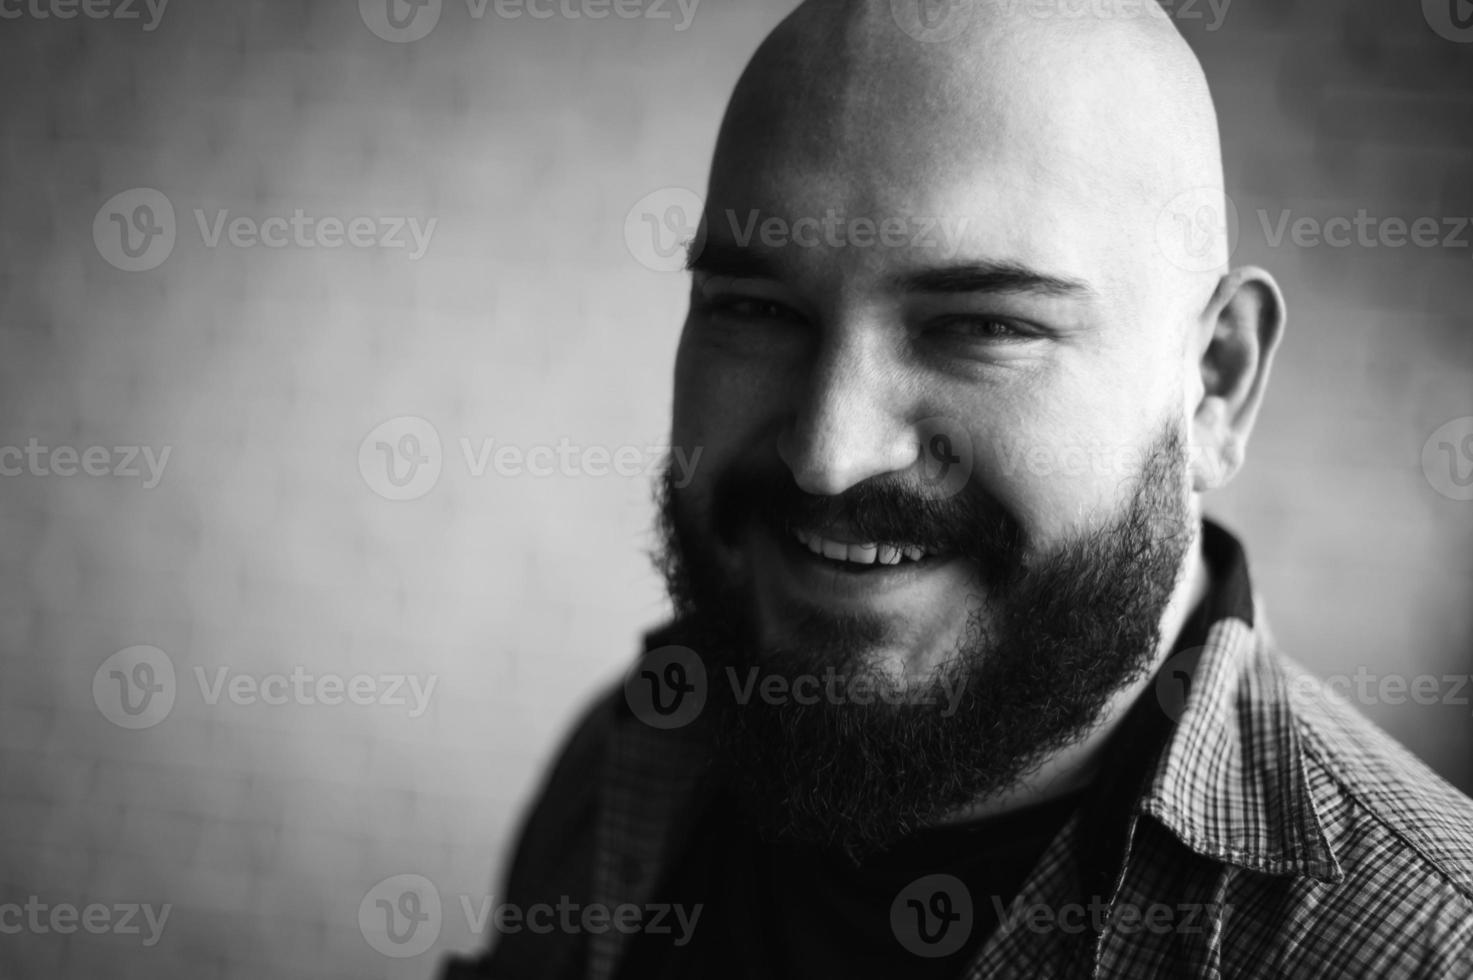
0, 1, 1469, 977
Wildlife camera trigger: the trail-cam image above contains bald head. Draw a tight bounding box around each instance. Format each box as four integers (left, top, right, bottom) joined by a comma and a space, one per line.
706, 0, 1230, 324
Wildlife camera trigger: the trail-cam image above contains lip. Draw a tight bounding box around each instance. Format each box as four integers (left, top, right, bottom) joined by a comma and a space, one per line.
746, 517, 956, 608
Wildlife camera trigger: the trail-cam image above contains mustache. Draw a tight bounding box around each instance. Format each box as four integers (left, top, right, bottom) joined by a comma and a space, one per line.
709, 459, 1028, 574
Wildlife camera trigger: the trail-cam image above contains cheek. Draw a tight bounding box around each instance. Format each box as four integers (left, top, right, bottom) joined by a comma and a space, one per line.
966, 344, 1180, 540
973, 413, 1156, 543
672, 328, 794, 452
671, 330, 720, 450
671, 337, 783, 520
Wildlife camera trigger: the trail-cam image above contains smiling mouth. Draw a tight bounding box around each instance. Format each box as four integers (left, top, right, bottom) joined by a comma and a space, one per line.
741, 517, 968, 624
785, 525, 942, 570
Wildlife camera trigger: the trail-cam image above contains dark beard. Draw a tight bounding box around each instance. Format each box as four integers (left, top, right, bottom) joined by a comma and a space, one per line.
652, 421, 1194, 860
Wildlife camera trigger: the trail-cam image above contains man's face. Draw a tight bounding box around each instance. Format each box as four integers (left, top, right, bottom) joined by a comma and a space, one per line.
669, 62, 1198, 678
654, 12, 1212, 854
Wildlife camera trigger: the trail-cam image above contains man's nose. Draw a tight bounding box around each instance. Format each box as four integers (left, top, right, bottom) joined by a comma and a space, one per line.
776, 337, 919, 497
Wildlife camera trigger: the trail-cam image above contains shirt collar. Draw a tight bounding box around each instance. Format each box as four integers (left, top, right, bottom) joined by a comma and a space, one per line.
1133, 519, 1343, 883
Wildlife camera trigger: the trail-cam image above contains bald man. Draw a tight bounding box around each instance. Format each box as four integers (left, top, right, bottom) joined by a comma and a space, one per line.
443, 2, 1473, 977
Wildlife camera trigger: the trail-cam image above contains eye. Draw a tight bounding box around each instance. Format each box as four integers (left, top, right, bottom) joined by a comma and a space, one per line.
704, 296, 806, 324
930, 315, 1033, 342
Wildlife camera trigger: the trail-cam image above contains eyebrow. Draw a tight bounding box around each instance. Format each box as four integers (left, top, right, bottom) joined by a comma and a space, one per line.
889, 261, 1095, 299
686, 240, 1094, 300
685, 239, 782, 280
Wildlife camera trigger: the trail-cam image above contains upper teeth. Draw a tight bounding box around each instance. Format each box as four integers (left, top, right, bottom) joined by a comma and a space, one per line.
791, 529, 927, 565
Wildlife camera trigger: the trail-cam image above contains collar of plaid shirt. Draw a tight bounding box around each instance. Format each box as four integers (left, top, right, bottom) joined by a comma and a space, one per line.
453, 519, 1473, 980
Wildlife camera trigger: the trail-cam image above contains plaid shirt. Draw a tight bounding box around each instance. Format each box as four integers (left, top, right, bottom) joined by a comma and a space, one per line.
444, 521, 1473, 978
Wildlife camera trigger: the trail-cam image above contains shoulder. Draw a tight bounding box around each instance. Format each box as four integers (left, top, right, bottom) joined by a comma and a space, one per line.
1272, 648, 1473, 899
441, 684, 625, 980
1231, 642, 1473, 977
512, 682, 625, 865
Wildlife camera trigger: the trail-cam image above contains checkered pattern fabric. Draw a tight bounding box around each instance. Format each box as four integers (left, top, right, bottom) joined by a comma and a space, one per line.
444, 523, 1473, 979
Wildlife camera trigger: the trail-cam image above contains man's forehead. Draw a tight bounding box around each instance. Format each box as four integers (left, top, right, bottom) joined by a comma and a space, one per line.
698, 154, 1117, 303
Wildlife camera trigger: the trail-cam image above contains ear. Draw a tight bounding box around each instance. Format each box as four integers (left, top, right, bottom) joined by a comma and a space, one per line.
1190, 266, 1287, 492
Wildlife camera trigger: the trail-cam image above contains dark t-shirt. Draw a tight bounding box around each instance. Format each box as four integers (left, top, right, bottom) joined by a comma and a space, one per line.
616, 787, 1085, 980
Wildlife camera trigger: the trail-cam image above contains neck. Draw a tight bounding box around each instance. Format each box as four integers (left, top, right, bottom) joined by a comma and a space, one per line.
934, 523, 1212, 824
